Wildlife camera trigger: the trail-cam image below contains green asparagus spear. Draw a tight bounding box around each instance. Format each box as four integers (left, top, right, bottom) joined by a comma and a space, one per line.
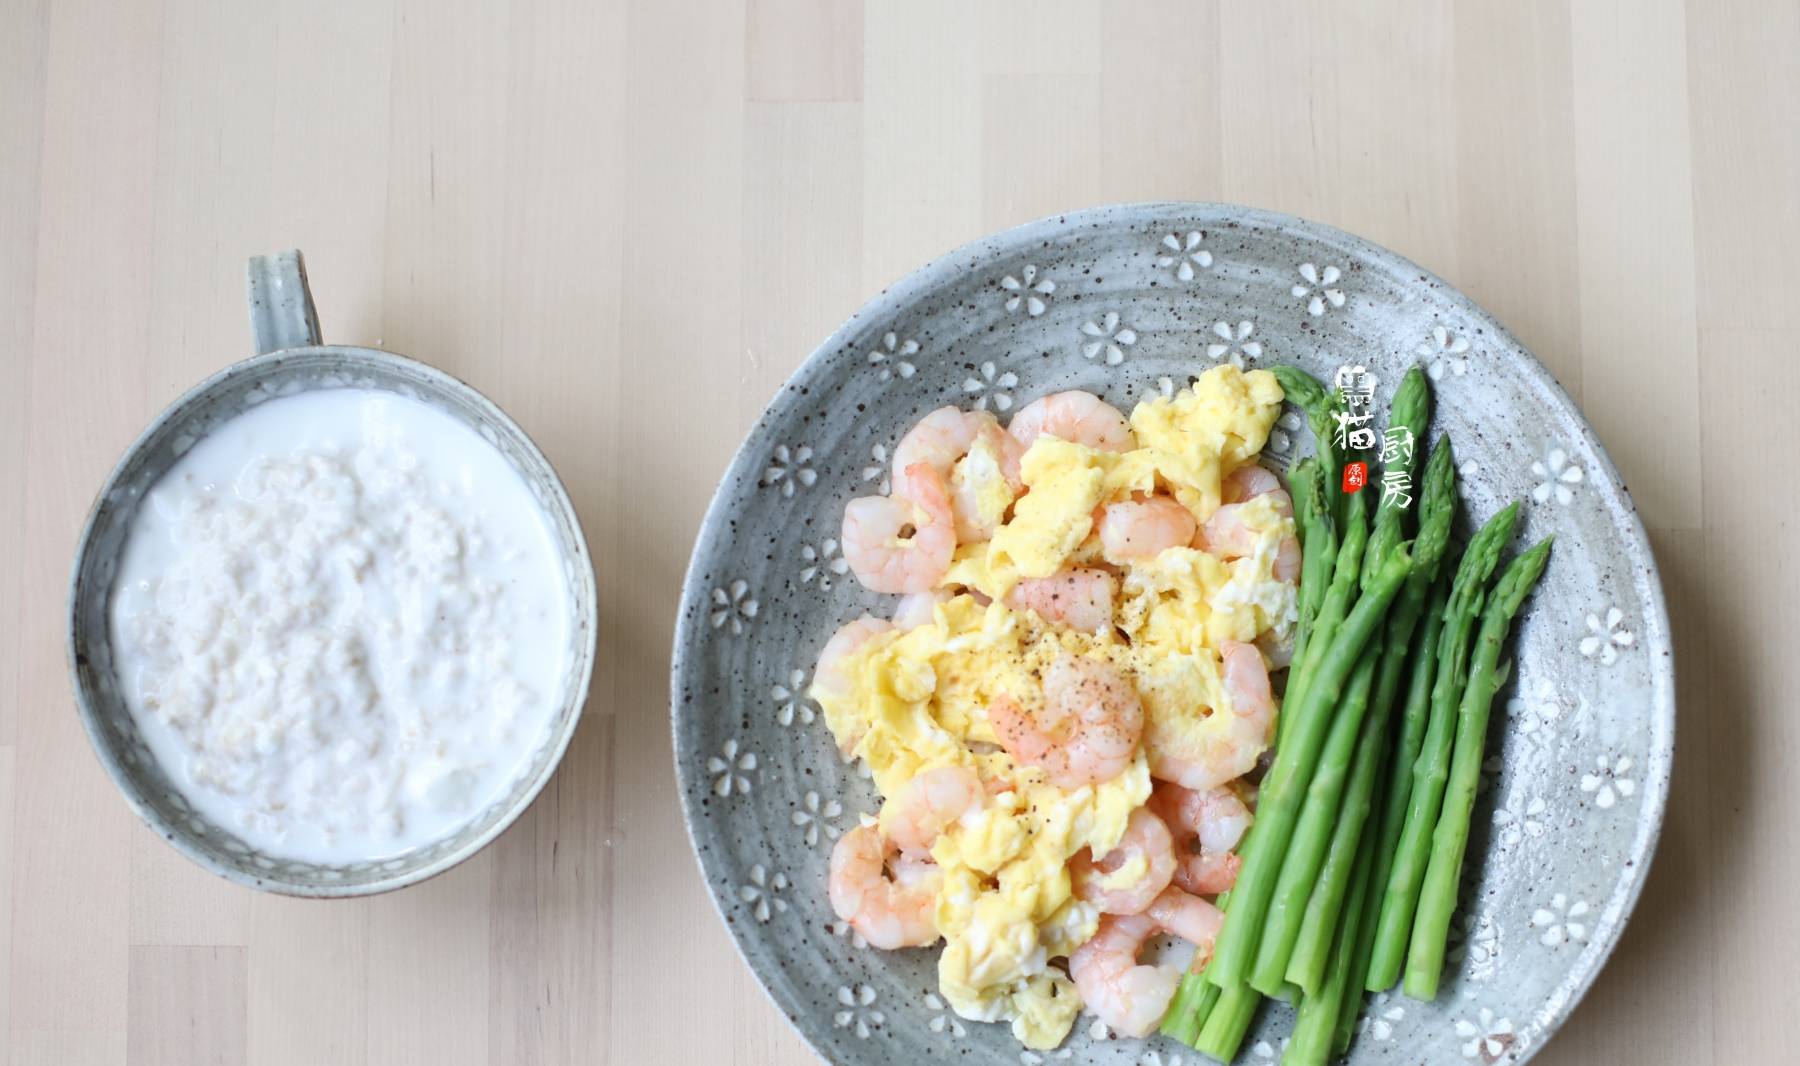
1366, 502, 1520, 989
1404, 537, 1554, 999
1271, 365, 1345, 527
1361, 368, 1431, 585
1250, 645, 1382, 995
1353, 573, 1451, 997
1281, 466, 1339, 750
1193, 981, 1263, 1062
1283, 830, 1378, 1066
1282, 644, 1386, 994
1205, 540, 1414, 991
1289, 460, 1334, 667
1288, 489, 1369, 714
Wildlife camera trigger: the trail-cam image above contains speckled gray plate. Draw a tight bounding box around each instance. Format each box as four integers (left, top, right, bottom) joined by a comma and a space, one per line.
672, 203, 1672, 1065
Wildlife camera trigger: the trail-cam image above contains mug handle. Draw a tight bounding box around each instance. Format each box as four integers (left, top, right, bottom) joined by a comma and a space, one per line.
246, 249, 322, 355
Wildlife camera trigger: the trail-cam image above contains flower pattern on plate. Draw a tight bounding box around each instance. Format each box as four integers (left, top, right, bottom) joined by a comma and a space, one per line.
923, 992, 967, 1038
1158, 231, 1214, 280
1530, 893, 1590, 947
763, 444, 817, 497
826, 917, 868, 950
1579, 606, 1635, 665
1494, 795, 1548, 846
1080, 312, 1137, 365
772, 670, 816, 727
1000, 265, 1055, 316
1266, 410, 1302, 455
708, 739, 757, 797
1449, 908, 1502, 976
834, 983, 883, 1039
1360, 992, 1406, 1041
738, 864, 789, 922
1419, 325, 1473, 380
799, 539, 847, 590
710, 580, 759, 635
1207, 320, 1263, 368
963, 361, 1018, 412
1580, 754, 1637, 810
862, 443, 892, 496
1292, 262, 1345, 315
791, 790, 843, 847
1509, 678, 1565, 744
1530, 444, 1584, 505
869, 331, 919, 382
1454, 1007, 1517, 1062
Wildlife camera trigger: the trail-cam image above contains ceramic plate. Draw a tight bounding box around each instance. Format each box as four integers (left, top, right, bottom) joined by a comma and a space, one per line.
671, 203, 1672, 1065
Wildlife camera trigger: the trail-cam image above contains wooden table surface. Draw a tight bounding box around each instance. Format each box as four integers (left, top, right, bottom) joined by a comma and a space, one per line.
2, 1, 1792, 1063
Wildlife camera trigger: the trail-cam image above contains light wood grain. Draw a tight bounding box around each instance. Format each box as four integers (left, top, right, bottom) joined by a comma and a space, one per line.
2, 2, 1792, 1064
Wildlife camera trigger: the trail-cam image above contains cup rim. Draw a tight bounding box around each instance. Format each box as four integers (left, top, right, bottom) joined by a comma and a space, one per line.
66, 343, 598, 897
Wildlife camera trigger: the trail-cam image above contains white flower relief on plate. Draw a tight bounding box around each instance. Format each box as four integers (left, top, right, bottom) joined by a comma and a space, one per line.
799, 539, 847, 590
737, 864, 789, 923
707, 739, 757, 797
791, 790, 843, 847
923, 992, 967, 1038
1207, 320, 1262, 368
1019, 1049, 1072, 1064
826, 917, 868, 950
1579, 606, 1634, 665
1000, 265, 1055, 316
1509, 678, 1566, 745
1419, 325, 1473, 380
763, 444, 817, 497
1530, 893, 1591, 948
1080, 311, 1137, 365
709, 580, 758, 635
771, 669, 816, 727
1157, 230, 1214, 280
834, 984, 883, 1039
1359, 992, 1405, 1042
862, 442, 892, 496
869, 331, 919, 382
1530, 444, 1584, 505
1580, 753, 1637, 810
963, 361, 1019, 412
1292, 262, 1345, 316
1448, 908, 1502, 978
1454, 1007, 1517, 1062
1494, 795, 1548, 847
1266, 410, 1302, 455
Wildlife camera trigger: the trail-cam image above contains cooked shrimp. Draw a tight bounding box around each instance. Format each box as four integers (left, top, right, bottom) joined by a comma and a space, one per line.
1144, 885, 1225, 969
841, 463, 956, 594
1007, 390, 1135, 453
828, 824, 942, 949
1194, 463, 1301, 582
1070, 806, 1177, 915
1151, 782, 1253, 895
1002, 567, 1118, 634
1145, 640, 1277, 792
1067, 911, 1180, 1038
884, 765, 985, 852
893, 407, 1024, 542
892, 589, 950, 631
814, 617, 894, 700
1098, 494, 1198, 563
990, 653, 1144, 789
813, 616, 893, 754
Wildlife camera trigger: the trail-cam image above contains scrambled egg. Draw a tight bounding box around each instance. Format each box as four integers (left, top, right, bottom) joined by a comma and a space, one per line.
812, 366, 1294, 1049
